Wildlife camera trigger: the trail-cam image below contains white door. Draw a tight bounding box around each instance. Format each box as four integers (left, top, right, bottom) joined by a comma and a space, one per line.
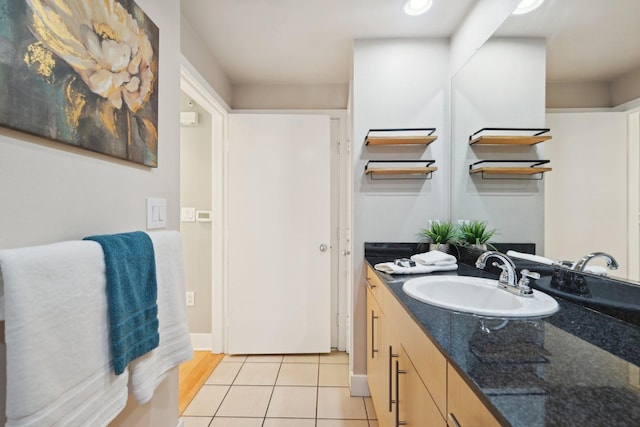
227, 114, 331, 354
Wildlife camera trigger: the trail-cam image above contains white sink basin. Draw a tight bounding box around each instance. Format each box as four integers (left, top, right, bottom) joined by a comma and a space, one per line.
402, 276, 559, 318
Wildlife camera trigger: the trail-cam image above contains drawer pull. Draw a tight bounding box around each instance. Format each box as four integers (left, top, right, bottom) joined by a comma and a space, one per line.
395, 360, 407, 426
370, 310, 379, 358
448, 413, 461, 427
388, 345, 398, 412
366, 278, 377, 289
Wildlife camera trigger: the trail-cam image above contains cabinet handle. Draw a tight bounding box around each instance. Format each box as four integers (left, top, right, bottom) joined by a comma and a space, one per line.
448, 413, 461, 427
388, 345, 398, 412
395, 360, 407, 426
366, 278, 377, 289
370, 310, 379, 358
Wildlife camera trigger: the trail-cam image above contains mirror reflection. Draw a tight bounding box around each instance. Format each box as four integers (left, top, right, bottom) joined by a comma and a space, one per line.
451, 0, 640, 282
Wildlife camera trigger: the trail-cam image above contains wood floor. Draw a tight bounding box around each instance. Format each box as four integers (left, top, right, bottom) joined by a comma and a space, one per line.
178, 351, 225, 415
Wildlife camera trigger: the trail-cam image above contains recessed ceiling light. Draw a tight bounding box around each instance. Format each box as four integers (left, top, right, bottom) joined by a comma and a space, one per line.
404, 0, 433, 16
512, 0, 544, 15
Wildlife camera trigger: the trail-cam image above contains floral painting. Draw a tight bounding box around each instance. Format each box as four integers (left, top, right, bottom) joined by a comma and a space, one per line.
0, 0, 159, 167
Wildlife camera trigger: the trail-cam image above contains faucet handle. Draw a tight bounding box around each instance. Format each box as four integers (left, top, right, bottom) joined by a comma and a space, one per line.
492, 262, 511, 284
520, 269, 540, 280
517, 269, 538, 296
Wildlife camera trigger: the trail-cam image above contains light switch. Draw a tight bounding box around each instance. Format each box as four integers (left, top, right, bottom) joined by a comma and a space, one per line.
181, 207, 196, 222
147, 197, 167, 229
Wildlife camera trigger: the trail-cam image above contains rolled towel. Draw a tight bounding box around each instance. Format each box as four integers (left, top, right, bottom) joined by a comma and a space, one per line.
506, 250, 554, 265
374, 262, 458, 275
410, 251, 457, 266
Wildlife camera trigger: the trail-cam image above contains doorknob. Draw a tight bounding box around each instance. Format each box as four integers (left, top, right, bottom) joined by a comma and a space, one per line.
319, 244, 328, 252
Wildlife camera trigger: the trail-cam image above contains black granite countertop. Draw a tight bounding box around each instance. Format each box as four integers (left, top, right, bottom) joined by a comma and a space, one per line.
365, 243, 640, 427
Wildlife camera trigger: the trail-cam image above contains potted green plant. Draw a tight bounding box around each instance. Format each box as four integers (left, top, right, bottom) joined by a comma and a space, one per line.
419, 221, 459, 252
458, 220, 498, 250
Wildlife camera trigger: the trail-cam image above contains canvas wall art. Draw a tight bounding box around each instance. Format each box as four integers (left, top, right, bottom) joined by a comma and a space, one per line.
0, 0, 159, 167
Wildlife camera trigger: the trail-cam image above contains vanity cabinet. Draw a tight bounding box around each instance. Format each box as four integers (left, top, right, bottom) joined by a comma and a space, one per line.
396, 345, 446, 427
366, 267, 445, 426
447, 364, 501, 427
366, 266, 503, 427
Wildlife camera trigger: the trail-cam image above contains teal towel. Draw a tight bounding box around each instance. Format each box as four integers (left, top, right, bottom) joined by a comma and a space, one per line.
84, 231, 159, 375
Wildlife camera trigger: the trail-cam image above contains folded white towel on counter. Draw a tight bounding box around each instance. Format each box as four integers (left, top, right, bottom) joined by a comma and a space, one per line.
410, 251, 457, 266
128, 231, 193, 404
0, 241, 128, 427
374, 262, 458, 275
506, 250, 555, 265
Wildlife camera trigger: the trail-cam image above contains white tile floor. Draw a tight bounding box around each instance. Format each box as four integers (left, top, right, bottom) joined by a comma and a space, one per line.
182, 352, 378, 427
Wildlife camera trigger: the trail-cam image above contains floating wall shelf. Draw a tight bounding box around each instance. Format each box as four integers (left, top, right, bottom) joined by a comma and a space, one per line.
365, 160, 437, 180
469, 127, 551, 146
469, 160, 551, 180
365, 128, 437, 146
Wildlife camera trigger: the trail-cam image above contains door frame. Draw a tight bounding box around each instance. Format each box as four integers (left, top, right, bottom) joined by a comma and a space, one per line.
181, 58, 229, 353
180, 57, 352, 353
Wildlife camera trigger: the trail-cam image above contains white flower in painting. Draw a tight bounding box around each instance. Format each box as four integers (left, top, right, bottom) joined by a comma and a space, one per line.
26, 0, 155, 113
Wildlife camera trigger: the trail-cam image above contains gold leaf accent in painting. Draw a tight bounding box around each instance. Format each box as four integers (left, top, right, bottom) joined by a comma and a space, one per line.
24, 42, 55, 80
137, 116, 158, 153
98, 100, 119, 138
92, 20, 121, 42
64, 77, 86, 129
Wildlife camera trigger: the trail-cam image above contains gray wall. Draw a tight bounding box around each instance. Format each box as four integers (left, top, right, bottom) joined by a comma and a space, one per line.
352, 38, 451, 376
451, 38, 547, 252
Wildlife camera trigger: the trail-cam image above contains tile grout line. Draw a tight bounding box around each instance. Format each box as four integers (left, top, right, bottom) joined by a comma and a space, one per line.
210, 356, 246, 420
315, 358, 320, 427
261, 357, 283, 426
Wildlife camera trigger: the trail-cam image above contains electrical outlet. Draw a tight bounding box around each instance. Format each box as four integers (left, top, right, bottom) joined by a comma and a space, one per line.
186, 291, 195, 307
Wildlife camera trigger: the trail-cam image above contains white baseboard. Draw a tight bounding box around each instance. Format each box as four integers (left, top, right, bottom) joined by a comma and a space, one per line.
349, 373, 370, 397
176, 420, 184, 427
190, 333, 212, 351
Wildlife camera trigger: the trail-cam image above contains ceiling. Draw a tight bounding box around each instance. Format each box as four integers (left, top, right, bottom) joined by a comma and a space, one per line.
496, 0, 640, 83
180, 0, 476, 85
181, 0, 640, 87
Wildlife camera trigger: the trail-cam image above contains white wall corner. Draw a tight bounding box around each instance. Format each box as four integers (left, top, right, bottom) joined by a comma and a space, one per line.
176, 420, 184, 427
450, 0, 522, 77
190, 333, 213, 351
349, 373, 371, 397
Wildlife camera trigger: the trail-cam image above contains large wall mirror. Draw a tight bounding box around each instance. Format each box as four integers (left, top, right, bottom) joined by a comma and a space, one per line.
451, 0, 640, 282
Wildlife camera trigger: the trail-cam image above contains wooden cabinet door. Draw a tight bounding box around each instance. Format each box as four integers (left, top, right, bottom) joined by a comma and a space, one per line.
367, 288, 393, 426
447, 363, 501, 427
396, 346, 446, 427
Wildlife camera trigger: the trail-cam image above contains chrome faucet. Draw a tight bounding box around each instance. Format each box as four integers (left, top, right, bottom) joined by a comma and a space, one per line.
475, 251, 538, 297
572, 252, 619, 272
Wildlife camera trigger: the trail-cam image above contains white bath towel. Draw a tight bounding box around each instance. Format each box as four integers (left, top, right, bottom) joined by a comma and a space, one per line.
128, 230, 193, 404
374, 262, 458, 275
506, 250, 555, 265
410, 251, 457, 266
0, 241, 129, 427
